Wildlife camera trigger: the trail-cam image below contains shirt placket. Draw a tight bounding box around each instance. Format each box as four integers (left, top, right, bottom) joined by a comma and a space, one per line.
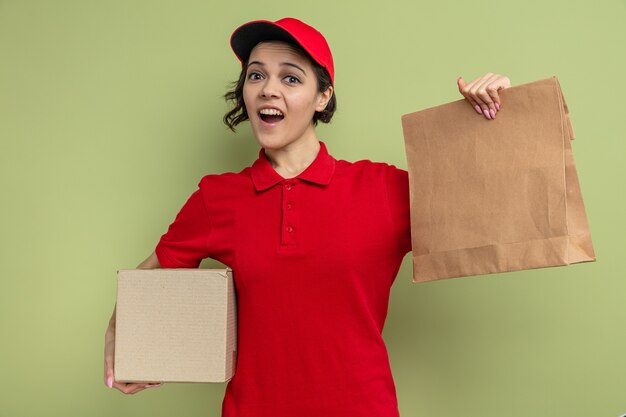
280, 179, 298, 246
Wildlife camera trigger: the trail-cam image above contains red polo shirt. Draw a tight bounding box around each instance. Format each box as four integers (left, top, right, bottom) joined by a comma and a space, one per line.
155, 140, 411, 417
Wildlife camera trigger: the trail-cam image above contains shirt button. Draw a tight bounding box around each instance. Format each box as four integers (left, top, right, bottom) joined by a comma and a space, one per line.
286, 203, 292, 210
285, 183, 292, 191
286, 225, 293, 233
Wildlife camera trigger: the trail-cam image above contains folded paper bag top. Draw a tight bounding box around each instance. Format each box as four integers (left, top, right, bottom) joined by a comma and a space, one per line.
401, 76, 596, 283
114, 268, 237, 383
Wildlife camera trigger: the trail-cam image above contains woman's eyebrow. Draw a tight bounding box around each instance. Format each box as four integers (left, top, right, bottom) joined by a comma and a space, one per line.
247, 61, 306, 75
247, 60, 264, 68
281, 62, 306, 75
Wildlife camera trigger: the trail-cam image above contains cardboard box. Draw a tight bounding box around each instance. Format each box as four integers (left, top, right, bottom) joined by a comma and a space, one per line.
114, 268, 237, 383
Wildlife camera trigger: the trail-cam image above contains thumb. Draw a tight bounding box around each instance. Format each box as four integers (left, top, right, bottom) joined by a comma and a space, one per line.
106, 372, 114, 389
457, 76, 467, 90
104, 357, 115, 388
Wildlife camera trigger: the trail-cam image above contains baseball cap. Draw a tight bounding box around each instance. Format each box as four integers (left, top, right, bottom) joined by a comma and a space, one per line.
229, 17, 335, 85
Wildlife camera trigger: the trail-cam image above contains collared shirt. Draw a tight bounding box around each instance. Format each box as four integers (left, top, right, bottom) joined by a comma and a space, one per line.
155, 140, 411, 417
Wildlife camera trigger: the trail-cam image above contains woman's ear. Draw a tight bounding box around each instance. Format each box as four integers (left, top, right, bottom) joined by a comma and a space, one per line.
315, 86, 333, 112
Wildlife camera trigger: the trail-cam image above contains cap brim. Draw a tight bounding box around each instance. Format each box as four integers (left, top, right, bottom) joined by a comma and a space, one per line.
230, 20, 300, 64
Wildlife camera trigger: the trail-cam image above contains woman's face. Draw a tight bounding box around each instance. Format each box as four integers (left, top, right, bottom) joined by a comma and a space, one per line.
243, 41, 332, 151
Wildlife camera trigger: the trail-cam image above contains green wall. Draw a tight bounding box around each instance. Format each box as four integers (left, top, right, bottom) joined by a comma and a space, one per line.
1, 1, 624, 416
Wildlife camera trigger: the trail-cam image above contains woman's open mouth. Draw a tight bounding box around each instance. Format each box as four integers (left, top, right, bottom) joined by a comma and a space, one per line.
259, 108, 285, 126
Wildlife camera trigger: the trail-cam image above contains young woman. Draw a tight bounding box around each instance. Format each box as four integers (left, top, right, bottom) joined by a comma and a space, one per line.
104, 17, 511, 416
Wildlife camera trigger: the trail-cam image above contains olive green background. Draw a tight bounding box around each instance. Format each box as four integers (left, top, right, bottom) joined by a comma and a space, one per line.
1, 1, 624, 416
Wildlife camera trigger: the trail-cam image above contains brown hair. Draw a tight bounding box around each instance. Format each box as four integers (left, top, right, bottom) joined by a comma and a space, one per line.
223, 41, 337, 132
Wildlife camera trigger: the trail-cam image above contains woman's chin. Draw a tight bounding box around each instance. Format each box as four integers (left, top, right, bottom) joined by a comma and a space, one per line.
252, 135, 287, 150
251, 128, 318, 151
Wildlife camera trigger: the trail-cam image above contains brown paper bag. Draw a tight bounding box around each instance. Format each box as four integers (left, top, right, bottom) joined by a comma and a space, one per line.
401, 76, 595, 283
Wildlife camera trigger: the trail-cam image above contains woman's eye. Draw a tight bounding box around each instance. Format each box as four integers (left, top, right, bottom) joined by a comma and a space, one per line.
248, 72, 262, 80
285, 75, 300, 84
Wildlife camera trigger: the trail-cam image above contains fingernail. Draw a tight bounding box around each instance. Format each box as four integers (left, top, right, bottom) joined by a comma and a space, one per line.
107, 376, 113, 389
490, 108, 496, 119
474, 104, 482, 114
495, 102, 500, 110
483, 108, 491, 119
146, 383, 162, 388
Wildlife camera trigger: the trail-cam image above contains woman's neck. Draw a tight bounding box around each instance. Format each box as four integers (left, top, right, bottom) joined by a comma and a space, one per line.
264, 137, 321, 179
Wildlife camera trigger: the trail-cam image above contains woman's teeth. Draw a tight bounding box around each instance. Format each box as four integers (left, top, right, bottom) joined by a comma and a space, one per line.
259, 108, 284, 116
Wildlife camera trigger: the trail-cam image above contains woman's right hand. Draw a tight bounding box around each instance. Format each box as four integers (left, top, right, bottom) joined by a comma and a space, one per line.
104, 313, 163, 394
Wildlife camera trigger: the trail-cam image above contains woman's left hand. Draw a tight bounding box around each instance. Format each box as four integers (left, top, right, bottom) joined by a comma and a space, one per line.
457, 73, 511, 120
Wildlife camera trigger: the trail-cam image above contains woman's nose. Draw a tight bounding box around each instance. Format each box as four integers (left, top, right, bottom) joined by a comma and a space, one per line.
260, 77, 281, 98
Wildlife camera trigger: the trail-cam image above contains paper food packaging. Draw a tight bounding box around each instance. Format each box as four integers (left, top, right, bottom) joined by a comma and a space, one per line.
114, 268, 237, 383
401, 75, 596, 282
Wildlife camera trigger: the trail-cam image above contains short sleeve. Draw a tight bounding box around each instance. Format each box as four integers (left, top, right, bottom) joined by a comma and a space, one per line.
154, 185, 212, 268
385, 164, 412, 256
